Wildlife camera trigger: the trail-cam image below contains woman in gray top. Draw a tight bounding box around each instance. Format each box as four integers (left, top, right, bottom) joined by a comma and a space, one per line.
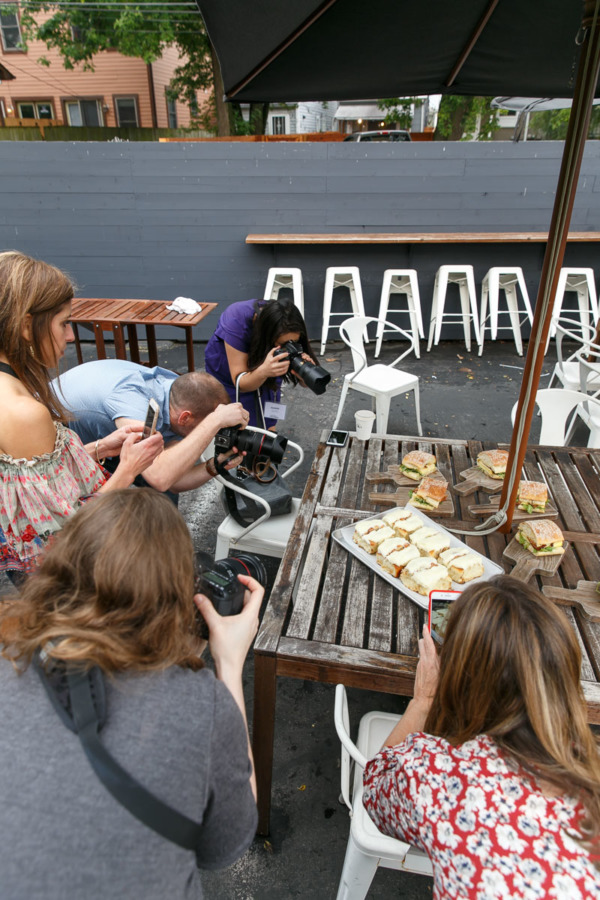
0, 488, 259, 900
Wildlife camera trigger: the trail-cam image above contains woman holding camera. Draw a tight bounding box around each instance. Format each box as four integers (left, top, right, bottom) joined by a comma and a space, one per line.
204, 297, 318, 428
363, 576, 600, 898
0, 251, 163, 580
0, 489, 260, 899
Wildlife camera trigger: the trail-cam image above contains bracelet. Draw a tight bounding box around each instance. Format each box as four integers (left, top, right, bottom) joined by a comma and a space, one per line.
95, 439, 106, 466
205, 457, 218, 478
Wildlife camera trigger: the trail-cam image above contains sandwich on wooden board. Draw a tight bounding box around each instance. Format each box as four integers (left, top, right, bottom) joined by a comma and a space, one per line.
399, 450, 437, 481
516, 481, 548, 514
516, 519, 565, 557
477, 449, 509, 480
408, 475, 448, 511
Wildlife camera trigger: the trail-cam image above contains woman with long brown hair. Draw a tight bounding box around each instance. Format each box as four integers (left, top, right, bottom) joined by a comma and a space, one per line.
0, 251, 163, 580
363, 576, 600, 898
0, 488, 260, 899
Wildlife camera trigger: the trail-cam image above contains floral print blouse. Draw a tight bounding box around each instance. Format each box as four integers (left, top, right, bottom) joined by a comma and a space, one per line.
363, 732, 600, 899
0, 423, 107, 573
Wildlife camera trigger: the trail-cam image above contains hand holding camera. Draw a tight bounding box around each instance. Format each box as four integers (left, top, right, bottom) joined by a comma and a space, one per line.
273, 341, 331, 395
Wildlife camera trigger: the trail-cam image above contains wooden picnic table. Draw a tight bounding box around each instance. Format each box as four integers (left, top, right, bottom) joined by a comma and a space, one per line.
70, 298, 218, 372
246, 231, 600, 245
252, 432, 600, 834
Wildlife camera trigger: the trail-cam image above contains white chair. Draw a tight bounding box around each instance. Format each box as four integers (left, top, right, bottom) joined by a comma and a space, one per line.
264, 267, 304, 316
478, 267, 533, 356
375, 269, 424, 359
214, 427, 304, 558
550, 268, 599, 337
427, 264, 481, 352
547, 316, 598, 388
511, 388, 600, 446
332, 316, 422, 436
333, 685, 433, 900
321, 266, 368, 356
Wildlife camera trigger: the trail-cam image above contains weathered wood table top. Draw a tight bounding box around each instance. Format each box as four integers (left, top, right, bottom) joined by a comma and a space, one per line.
252, 432, 600, 834
70, 298, 218, 372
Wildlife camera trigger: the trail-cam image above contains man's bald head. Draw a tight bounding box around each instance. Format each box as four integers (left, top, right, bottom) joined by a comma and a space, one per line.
169, 371, 229, 435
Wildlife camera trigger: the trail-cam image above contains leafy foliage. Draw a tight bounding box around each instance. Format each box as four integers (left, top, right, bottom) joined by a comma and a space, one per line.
527, 106, 600, 140
377, 97, 422, 130
434, 96, 499, 141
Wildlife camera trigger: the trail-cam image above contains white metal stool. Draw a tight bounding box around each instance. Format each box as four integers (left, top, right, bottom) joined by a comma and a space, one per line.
478, 267, 533, 356
263, 267, 304, 315
427, 265, 481, 352
375, 269, 424, 359
321, 266, 367, 355
549, 268, 598, 337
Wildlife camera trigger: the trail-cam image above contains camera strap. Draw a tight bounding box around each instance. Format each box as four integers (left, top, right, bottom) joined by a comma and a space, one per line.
33, 653, 203, 852
0, 362, 18, 378
235, 372, 267, 430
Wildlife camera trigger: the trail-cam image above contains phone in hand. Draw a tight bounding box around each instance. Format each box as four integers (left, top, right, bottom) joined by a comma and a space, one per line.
428, 590, 461, 644
326, 429, 349, 448
141, 398, 159, 439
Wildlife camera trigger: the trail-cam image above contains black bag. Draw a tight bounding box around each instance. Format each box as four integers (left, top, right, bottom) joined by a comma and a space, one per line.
218, 461, 292, 527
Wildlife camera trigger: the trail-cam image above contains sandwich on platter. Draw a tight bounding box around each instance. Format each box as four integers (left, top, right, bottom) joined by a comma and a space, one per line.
400, 556, 452, 595
408, 475, 448, 511
376, 536, 420, 577
410, 526, 452, 559
399, 450, 437, 481
353, 519, 395, 554
383, 508, 423, 539
438, 547, 484, 584
516, 481, 548, 514
516, 520, 565, 557
477, 449, 509, 480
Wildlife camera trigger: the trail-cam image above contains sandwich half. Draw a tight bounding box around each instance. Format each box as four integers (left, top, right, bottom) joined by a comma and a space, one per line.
376, 536, 420, 577
516, 481, 548, 514
438, 547, 484, 584
383, 509, 423, 539
408, 475, 448, 511
411, 526, 451, 559
516, 519, 565, 557
399, 450, 437, 481
477, 449, 509, 480
400, 557, 452, 596
353, 519, 395, 554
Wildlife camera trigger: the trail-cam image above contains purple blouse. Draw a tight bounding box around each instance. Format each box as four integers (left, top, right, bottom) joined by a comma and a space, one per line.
204, 299, 281, 428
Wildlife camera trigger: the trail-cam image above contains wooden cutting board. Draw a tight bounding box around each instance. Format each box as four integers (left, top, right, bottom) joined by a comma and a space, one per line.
468, 494, 558, 521
503, 535, 568, 583
452, 466, 507, 497
367, 486, 455, 517
542, 581, 600, 622
366, 465, 438, 487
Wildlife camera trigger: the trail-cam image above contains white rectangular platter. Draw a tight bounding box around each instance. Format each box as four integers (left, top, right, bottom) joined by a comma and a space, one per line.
332, 505, 504, 611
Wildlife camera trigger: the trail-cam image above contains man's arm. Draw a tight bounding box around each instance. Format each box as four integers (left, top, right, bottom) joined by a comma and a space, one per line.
115, 402, 248, 492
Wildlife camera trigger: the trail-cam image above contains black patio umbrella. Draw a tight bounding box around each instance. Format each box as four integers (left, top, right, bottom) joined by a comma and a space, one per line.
197, 0, 600, 532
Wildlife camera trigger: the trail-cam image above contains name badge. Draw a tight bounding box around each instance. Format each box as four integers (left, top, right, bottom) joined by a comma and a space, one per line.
263, 402, 287, 420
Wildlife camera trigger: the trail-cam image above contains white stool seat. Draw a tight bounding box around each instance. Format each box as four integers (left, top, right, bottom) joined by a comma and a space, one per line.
550, 268, 598, 337
478, 267, 533, 356
375, 269, 423, 359
427, 265, 481, 352
215, 498, 301, 559
321, 266, 367, 355
264, 267, 304, 315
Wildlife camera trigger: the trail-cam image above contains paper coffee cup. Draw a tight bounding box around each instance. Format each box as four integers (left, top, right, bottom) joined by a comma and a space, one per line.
355, 409, 376, 440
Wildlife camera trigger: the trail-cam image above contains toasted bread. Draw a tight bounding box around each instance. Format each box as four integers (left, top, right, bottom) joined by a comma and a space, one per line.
477, 449, 509, 480
516, 519, 564, 557
399, 450, 437, 481
516, 480, 548, 513
408, 475, 448, 511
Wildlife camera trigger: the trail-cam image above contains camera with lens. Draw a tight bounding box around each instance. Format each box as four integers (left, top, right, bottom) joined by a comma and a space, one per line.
274, 340, 331, 395
194, 551, 267, 638
214, 424, 287, 466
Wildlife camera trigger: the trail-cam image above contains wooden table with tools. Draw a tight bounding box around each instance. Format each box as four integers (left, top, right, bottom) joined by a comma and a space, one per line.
252, 432, 600, 834
70, 298, 218, 372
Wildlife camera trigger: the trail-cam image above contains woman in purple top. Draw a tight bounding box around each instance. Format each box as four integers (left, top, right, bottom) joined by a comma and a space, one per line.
204, 298, 316, 428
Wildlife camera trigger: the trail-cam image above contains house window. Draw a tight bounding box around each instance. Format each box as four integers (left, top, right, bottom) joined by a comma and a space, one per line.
0, 9, 23, 50
65, 99, 103, 127
17, 101, 54, 119
271, 115, 287, 135
115, 96, 138, 127
166, 98, 177, 128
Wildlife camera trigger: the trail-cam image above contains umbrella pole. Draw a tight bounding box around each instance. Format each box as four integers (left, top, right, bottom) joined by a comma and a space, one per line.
498, 0, 600, 534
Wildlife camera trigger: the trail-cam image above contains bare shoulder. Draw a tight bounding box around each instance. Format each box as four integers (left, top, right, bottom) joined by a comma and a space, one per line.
0, 396, 57, 458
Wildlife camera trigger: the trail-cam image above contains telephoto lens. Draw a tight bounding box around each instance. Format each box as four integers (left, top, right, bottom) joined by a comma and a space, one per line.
214, 425, 287, 465
275, 340, 331, 395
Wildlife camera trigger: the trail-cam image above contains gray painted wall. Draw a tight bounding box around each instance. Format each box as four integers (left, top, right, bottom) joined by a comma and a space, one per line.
1, 140, 599, 341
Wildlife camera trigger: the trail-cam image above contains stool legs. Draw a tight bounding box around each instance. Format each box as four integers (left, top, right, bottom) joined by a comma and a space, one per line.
321, 268, 367, 356
550, 269, 598, 337
264, 267, 304, 316
478, 268, 532, 357
375, 270, 422, 359
428, 267, 479, 351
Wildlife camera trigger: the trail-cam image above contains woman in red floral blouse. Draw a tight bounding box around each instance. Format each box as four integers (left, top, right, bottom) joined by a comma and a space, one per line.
363, 575, 600, 899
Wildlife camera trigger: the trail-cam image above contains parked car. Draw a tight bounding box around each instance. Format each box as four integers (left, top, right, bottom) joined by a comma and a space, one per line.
343, 130, 412, 142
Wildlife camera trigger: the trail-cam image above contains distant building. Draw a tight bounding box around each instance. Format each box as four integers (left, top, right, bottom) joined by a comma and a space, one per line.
0, 8, 206, 128
334, 98, 436, 136
265, 101, 339, 135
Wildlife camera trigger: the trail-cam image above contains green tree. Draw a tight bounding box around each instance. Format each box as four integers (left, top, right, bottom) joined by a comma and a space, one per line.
434, 96, 499, 141
377, 97, 422, 130
526, 106, 600, 140
19, 0, 264, 136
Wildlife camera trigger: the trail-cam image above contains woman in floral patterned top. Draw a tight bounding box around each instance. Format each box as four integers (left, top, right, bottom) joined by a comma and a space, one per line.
363, 576, 600, 899
0, 251, 163, 580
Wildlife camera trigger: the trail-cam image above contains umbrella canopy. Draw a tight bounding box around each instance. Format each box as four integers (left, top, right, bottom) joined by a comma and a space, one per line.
198, 0, 593, 103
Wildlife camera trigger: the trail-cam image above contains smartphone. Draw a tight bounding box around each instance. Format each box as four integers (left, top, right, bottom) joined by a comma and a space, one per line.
428, 590, 461, 645
141, 398, 159, 439
326, 429, 349, 448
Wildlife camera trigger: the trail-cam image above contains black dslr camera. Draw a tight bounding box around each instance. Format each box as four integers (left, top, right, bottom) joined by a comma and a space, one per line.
194, 551, 267, 637
274, 340, 331, 395
214, 424, 287, 466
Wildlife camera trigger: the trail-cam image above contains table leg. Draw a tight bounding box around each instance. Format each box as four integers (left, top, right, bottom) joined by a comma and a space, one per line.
185, 326, 195, 371
72, 322, 83, 365
127, 324, 140, 364
93, 323, 107, 360
113, 324, 127, 360
146, 324, 158, 366
252, 653, 277, 836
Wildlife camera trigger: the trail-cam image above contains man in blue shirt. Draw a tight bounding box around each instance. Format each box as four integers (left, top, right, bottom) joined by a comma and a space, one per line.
52, 359, 249, 494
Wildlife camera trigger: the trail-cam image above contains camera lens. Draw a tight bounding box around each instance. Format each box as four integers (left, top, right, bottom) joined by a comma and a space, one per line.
213, 552, 268, 588
289, 357, 331, 395
237, 429, 288, 465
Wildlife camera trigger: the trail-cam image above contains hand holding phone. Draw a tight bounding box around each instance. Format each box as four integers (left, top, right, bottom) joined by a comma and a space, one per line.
428, 590, 461, 644
141, 398, 159, 439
